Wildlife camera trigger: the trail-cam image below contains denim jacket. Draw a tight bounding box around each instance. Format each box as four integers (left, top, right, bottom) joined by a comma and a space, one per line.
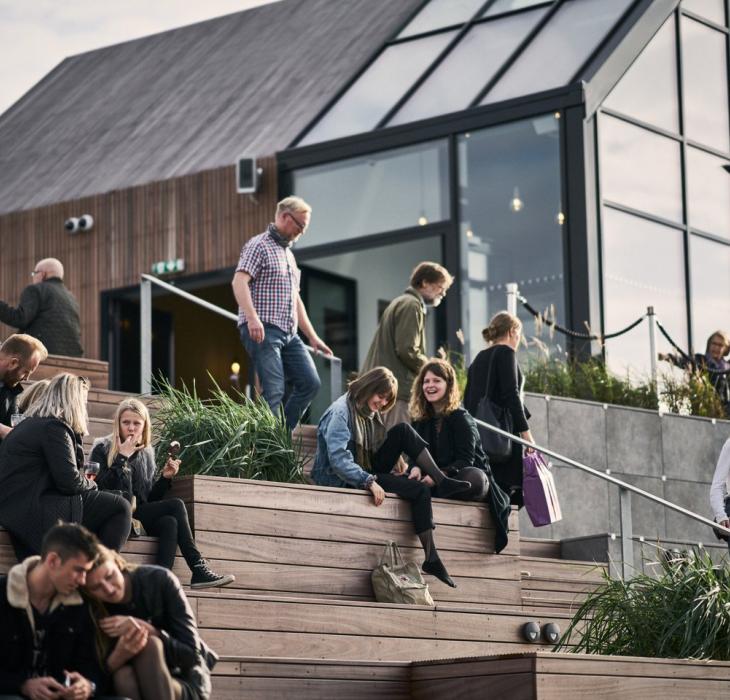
310, 394, 372, 489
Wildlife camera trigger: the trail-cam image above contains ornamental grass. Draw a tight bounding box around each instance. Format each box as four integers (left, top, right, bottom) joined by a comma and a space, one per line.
556, 550, 730, 660
151, 376, 305, 483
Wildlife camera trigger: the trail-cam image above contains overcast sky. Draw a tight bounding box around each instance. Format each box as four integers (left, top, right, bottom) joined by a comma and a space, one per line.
0, 0, 278, 116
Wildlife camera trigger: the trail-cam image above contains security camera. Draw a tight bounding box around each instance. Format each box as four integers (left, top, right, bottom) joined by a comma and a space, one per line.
78, 214, 94, 231
64, 217, 80, 233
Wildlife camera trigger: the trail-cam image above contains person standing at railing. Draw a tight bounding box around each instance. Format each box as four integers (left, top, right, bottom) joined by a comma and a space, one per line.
464, 311, 535, 507
232, 196, 333, 430
361, 262, 453, 429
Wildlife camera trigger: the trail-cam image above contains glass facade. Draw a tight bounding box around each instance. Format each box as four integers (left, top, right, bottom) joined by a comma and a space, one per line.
398, 0, 485, 38
598, 0, 730, 373
482, 0, 551, 18
292, 140, 450, 248
458, 114, 564, 360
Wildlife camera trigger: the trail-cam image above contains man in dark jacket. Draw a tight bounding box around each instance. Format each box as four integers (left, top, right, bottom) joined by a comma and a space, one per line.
0, 523, 104, 699
0, 258, 83, 357
361, 261, 452, 428
0, 333, 47, 441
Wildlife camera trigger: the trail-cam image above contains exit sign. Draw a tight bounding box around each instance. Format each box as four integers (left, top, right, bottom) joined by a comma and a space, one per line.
151, 259, 185, 275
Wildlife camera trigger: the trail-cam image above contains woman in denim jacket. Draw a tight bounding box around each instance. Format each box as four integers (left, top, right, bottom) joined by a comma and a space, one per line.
311, 366, 470, 587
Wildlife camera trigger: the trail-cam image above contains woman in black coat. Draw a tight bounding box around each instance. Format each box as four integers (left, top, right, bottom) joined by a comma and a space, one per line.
464, 311, 535, 506
410, 358, 512, 552
84, 544, 217, 700
0, 373, 131, 556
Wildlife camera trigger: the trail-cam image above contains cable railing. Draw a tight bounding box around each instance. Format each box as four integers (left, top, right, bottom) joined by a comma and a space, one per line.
472, 414, 730, 580
139, 274, 343, 402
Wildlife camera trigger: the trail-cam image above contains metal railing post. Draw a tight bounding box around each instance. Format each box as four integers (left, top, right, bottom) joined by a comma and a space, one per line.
619, 486, 634, 580
140, 278, 153, 394
506, 282, 518, 315
647, 306, 658, 392
329, 356, 342, 403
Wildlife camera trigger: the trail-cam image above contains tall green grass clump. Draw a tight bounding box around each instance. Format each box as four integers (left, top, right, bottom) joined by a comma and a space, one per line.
151, 377, 305, 483
556, 551, 730, 659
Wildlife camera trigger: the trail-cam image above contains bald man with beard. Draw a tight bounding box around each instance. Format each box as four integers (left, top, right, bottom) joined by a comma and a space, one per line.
0, 257, 83, 357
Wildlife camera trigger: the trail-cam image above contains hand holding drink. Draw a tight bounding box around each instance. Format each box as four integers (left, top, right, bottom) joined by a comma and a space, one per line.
84, 461, 100, 481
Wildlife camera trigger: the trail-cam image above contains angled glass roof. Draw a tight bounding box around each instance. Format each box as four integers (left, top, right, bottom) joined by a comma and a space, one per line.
295, 0, 644, 147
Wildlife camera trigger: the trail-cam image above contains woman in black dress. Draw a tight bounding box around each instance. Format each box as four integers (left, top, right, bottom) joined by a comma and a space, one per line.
464, 311, 535, 506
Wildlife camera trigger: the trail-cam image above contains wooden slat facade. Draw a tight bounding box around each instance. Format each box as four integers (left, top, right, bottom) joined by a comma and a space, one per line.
0, 158, 277, 360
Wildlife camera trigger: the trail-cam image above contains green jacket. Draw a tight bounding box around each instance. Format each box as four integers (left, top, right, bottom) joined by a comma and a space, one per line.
361, 287, 427, 401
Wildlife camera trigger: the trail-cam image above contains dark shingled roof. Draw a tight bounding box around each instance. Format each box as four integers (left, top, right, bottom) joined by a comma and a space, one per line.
0, 0, 421, 214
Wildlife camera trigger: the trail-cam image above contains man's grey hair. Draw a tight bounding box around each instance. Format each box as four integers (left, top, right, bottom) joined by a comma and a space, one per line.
35, 258, 64, 279
276, 196, 311, 217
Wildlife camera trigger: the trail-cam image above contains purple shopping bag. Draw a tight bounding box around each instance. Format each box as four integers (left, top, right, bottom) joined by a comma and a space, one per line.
523, 451, 562, 527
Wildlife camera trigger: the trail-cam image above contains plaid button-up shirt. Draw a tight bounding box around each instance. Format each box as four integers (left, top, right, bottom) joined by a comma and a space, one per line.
235, 228, 300, 333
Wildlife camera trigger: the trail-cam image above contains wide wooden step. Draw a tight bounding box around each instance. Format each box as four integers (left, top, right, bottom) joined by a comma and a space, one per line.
32, 354, 109, 389
188, 590, 570, 662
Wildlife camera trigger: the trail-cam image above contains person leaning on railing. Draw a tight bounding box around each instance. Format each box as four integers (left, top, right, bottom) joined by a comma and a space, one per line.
710, 437, 730, 533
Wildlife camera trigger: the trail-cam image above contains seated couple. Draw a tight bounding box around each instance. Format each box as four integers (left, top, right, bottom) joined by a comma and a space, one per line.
311, 360, 510, 589
0, 522, 215, 700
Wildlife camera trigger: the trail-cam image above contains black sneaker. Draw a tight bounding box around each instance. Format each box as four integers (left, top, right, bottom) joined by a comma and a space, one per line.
190, 561, 235, 589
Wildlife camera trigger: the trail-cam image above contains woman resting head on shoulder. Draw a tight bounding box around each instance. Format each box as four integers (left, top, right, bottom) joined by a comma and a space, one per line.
84, 544, 217, 700
311, 366, 472, 587
409, 358, 489, 501
90, 398, 234, 590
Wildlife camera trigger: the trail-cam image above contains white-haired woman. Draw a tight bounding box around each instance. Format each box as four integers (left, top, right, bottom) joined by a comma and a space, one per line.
0, 373, 132, 556
90, 397, 234, 589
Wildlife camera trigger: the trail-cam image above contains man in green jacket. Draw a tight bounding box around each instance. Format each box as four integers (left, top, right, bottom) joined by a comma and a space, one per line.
362, 261, 453, 429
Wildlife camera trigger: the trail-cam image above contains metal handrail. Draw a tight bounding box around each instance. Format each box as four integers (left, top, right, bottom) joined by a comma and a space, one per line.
139, 274, 343, 402
473, 415, 730, 579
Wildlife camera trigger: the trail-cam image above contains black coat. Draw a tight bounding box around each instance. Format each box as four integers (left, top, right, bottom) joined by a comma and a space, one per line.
412, 408, 511, 553
0, 569, 103, 694
107, 566, 217, 700
464, 345, 531, 492
0, 417, 96, 552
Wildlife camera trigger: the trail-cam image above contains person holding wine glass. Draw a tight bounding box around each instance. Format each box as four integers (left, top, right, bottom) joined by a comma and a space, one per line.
90, 397, 235, 589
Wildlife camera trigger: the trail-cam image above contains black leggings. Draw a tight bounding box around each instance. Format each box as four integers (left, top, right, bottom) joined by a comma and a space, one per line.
135, 498, 202, 571
371, 423, 433, 534
81, 490, 132, 551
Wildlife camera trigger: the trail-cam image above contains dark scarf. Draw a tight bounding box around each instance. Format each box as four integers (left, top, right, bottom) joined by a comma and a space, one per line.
268, 223, 292, 248
347, 396, 386, 472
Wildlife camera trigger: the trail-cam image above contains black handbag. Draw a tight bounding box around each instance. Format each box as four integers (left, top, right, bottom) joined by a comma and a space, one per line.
474, 354, 513, 463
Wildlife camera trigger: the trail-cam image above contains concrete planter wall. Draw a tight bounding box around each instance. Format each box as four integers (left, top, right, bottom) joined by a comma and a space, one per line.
520, 393, 730, 546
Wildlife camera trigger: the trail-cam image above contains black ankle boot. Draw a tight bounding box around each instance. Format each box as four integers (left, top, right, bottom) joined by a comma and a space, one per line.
437, 477, 471, 499
422, 558, 457, 588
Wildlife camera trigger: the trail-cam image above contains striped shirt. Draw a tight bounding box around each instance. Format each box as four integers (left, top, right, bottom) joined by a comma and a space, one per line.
235, 227, 300, 333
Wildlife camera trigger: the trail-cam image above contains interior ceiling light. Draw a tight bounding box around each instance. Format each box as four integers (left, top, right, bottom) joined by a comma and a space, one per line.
418, 216, 428, 226
510, 186, 524, 213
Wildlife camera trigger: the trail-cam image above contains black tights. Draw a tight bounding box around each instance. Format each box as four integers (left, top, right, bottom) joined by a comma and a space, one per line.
135, 498, 202, 571
113, 635, 183, 700
434, 467, 489, 501
81, 490, 132, 551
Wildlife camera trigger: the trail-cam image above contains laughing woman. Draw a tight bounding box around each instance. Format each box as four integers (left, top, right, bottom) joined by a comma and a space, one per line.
310, 366, 470, 587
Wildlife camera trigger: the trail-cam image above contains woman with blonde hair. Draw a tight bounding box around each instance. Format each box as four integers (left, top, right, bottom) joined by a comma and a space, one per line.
464, 311, 535, 506
311, 366, 470, 587
15, 377, 50, 413
84, 544, 217, 700
91, 398, 234, 589
0, 373, 131, 555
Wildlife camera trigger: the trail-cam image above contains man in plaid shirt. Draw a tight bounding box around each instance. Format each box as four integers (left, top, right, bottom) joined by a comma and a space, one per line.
232, 196, 332, 429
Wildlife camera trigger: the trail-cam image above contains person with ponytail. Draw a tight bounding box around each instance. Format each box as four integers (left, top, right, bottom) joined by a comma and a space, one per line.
464, 311, 535, 506
311, 366, 471, 587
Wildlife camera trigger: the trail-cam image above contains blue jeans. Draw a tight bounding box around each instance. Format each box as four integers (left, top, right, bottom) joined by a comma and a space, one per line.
240, 322, 321, 429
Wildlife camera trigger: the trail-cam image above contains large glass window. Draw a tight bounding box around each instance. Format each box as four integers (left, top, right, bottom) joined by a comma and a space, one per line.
299, 31, 456, 146
681, 16, 730, 153
602, 208, 687, 376
398, 0, 485, 38
690, 235, 730, 351
482, 0, 635, 105
292, 140, 450, 248
686, 147, 730, 239
599, 114, 683, 223
603, 16, 679, 133
389, 7, 549, 125
682, 0, 726, 25
458, 114, 564, 361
